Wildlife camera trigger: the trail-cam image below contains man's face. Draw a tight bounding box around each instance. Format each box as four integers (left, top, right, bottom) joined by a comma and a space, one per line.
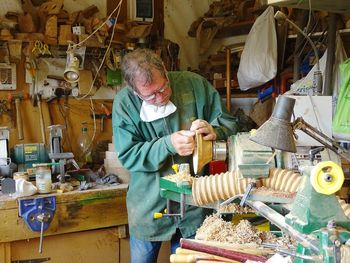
134, 69, 172, 106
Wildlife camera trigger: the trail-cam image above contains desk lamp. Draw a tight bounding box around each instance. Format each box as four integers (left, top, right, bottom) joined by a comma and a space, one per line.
250, 95, 350, 162
248, 96, 350, 261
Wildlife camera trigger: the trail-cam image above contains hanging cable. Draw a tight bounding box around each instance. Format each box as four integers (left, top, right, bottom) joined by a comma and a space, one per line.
70, 0, 124, 151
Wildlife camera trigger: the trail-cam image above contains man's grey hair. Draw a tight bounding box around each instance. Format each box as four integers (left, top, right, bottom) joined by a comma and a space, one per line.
121, 48, 166, 91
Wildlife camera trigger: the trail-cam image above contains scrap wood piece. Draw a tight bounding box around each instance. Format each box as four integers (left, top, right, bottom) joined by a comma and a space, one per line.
22, 0, 40, 31
39, 0, 64, 15
18, 13, 37, 33
82, 5, 99, 19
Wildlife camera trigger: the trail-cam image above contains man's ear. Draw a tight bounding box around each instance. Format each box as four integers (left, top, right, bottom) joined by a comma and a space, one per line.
162, 63, 168, 77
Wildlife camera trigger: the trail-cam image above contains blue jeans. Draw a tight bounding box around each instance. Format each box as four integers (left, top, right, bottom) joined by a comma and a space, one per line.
130, 229, 188, 263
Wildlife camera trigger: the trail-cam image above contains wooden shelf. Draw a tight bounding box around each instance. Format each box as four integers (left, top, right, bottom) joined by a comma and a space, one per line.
267, 0, 350, 13
215, 20, 254, 38
217, 86, 259, 98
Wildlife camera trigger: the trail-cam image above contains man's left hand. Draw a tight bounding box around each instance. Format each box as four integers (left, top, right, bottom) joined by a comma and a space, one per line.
190, 119, 216, 141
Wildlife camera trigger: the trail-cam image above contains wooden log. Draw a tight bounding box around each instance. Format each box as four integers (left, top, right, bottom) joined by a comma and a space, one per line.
58, 25, 73, 45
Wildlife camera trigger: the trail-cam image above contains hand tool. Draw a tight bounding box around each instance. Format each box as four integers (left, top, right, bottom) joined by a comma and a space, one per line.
180, 239, 268, 262
36, 93, 46, 144
8, 92, 27, 140
90, 114, 111, 132
25, 59, 46, 143
25, 59, 37, 104
11, 257, 51, 263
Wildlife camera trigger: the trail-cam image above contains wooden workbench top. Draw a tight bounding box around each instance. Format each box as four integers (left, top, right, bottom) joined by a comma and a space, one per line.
0, 184, 128, 243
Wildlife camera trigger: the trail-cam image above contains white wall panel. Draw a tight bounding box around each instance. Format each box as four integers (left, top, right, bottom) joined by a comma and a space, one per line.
164, 0, 214, 70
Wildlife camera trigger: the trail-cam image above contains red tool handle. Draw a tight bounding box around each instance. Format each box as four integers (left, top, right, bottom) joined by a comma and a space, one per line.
180, 239, 267, 262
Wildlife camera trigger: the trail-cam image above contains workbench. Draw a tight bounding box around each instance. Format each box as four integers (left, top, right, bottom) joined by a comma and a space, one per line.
0, 184, 128, 263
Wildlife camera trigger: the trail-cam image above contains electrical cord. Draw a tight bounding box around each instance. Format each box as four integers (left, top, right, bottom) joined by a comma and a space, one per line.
70, 0, 124, 153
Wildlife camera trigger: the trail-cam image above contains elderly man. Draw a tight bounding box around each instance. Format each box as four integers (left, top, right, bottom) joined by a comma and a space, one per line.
112, 48, 237, 263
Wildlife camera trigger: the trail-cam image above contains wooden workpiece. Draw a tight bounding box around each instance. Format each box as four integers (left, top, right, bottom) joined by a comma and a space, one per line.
0, 184, 128, 263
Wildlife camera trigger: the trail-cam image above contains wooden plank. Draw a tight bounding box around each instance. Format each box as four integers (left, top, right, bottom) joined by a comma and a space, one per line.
11, 228, 120, 263
0, 185, 127, 209
267, 0, 350, 13
0, 242, 11, 263
0, 186, 128, 243
215, 21, 254, 39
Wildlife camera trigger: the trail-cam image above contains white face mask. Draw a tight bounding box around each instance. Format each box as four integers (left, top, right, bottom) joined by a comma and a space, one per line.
140, 100, 177, 122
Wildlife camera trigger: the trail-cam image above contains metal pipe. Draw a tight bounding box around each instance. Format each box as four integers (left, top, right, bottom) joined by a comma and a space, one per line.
324, 13, 337, 96
291, 10, 309, 82
245, 200, 321, 254
225, 47, 231, 112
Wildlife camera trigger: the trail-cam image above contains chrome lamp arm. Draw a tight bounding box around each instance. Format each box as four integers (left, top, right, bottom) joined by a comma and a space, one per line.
293, 117, 350, 162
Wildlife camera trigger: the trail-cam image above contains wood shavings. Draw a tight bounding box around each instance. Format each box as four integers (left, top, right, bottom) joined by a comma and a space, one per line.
196, 214, 295, 248
164, 172, 193, 186
219, 203, 254, 214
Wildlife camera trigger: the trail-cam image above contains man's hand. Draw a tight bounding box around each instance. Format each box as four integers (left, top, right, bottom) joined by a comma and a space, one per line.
170, 130, 195, 156
190, 119, 216, 141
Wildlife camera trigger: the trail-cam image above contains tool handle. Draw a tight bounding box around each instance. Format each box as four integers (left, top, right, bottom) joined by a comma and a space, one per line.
170, 254, 197, 263
15, 98, 23, 140
39, 220, 44, 253
101, 103, 111, 116
37, 97, 46, 144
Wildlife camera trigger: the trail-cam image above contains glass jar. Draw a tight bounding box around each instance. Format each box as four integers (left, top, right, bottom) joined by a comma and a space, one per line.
35, 165, 52, 194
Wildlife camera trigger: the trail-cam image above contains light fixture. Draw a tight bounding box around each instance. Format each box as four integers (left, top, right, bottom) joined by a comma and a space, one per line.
63, 44, 80, 84
250, 95, 350, 162
274, 10, 323, 95
250, 96, 296, 153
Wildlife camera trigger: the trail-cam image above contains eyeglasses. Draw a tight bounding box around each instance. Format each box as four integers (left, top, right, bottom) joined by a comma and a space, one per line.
134, 80, 169, 102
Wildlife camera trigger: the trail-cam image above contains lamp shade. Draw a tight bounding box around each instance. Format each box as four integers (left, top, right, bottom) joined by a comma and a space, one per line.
250, 96, 297, 153
64, 53, 80, 83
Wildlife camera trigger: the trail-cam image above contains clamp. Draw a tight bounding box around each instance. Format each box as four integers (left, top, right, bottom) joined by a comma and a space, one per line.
18, 196, 56, 253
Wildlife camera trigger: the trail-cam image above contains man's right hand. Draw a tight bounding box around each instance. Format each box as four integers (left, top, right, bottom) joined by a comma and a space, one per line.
170, 130, 195, 156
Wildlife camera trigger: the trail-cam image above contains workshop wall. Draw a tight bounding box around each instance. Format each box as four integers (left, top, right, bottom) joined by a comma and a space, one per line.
0, 0, 122, 160
0, 47, 114, 161
164, 0, 213, 71
164, 0, 252, 71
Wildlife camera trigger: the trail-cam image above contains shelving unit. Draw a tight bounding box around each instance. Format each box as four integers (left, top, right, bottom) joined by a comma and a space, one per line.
267, 0, 350, 13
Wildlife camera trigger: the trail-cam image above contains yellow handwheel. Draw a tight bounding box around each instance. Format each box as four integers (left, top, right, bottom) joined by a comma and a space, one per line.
310, 161, 344, 195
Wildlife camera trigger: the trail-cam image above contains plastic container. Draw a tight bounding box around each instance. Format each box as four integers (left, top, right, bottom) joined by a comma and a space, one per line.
77, 124, 90, 166
35, 165, 52, 194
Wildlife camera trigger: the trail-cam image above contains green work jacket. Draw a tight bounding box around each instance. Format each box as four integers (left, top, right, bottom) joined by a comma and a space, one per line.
112, 71, 237, 241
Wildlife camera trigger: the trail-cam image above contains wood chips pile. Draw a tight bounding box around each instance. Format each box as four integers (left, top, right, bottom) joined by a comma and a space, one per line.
164, 172, 193, 186
219, 203, 254, 214
196, 214, 295, 248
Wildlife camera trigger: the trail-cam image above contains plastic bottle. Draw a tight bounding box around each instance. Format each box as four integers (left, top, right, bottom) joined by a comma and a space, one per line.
77, 124, 90, 167
35, 165, 52, 194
